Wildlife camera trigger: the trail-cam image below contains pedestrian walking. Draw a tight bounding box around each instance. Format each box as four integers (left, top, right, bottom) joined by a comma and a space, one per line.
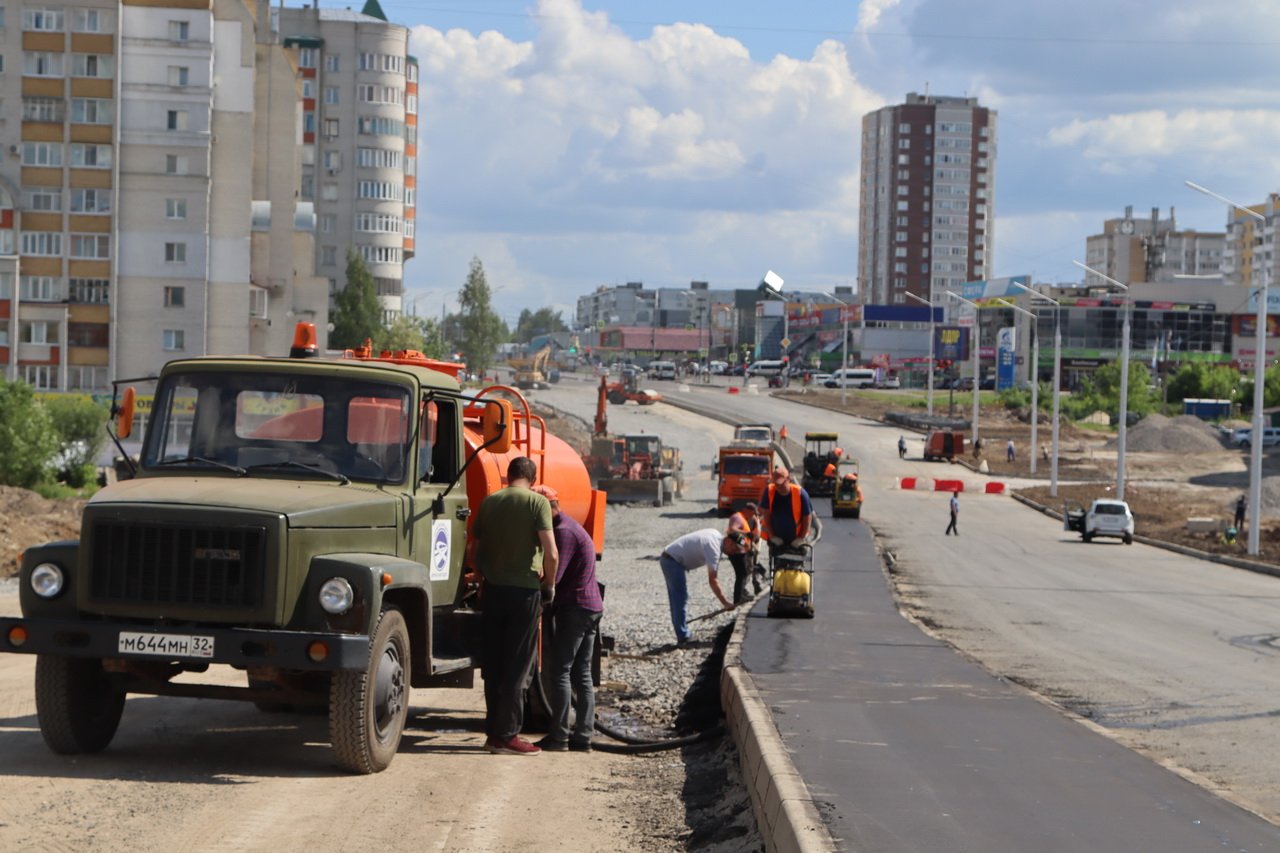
1235, 494, 1247, 532
945, 490, 960, 536
530, 485, 603, 753
470, 456, 558, 756
898, 435, 907, 459
658, 529, 734, 644
1006, 439, 1016, 463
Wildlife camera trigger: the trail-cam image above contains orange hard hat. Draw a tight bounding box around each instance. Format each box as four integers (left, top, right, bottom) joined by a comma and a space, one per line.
532, 484, 559, 502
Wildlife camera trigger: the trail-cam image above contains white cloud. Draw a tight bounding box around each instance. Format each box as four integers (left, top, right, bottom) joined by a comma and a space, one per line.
857, 0, 903, 32
406, 0, 881, 312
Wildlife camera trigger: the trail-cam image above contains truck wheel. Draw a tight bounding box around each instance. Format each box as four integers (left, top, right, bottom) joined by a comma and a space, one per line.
330, 607, 410, 774
608, 392, 625, 405
852, 507, 861, 519
35, 655, 125, 754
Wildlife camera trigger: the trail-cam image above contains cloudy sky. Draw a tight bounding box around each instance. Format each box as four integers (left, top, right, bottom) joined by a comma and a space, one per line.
374, 0, 1280, 324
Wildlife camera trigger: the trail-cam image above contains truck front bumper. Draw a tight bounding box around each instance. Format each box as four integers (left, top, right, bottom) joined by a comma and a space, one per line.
0, 616, 371, 671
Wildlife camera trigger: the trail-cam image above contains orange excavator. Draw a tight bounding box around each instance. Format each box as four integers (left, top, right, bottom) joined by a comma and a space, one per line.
587, 375, 681, 505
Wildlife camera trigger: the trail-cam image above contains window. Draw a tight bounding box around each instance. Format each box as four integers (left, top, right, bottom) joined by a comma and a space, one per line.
65, 144, 108, 169
168, 65, 189, 86
357, 85, 404, 105
300, 176, 314, 199
21, 232, 61, 256
898, 139, 910, 149
298, 47, 317, 68
163, 329, 185, 350
67, 323, 108, 348
71, 54, 114, 78
358, 116, 404, 137
164, 242, 187, 263
323, 86, 339, 105
404, 218, 414, 238
356, 213, 403, 233
69, 278, 109, 303
301, 78, 314, 99
166, 109, 188, 131
72, 9, 108, 33
24, 366, 57, 390
896, 200, 909, 212
20, 275, 59, 301
24, 52, 65, 77
165, 154, 187, 174
324, 118, 339, 138
406, 94, 417, 116
23, 188, 62, 211
23, 9, 64, 31
70, 188, 110, 213
164, 286, 185, 307
169, 20, 189, 41
358, 245, 402, 265
321, 183, 338, 201
319, 214, 335, 233
303, 112, 315, 133
71, 98, 113, 124
325, 55, 340, 72
249, 287, 267, 319
357, 180, 402, 201
357, 147, 402, 169
21, 320, 55, 344
323, 150, 342, 170
404, 187, 415, 206
321, 246, 336, 266
67, 366, 109, 391
165, 198, 186, 219
71, 234, 110, 259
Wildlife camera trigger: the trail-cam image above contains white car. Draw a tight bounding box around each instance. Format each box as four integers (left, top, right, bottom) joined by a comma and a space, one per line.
878, 376, 901, 389
1065, 498, 1134, 544
1234, 427, 1280, 448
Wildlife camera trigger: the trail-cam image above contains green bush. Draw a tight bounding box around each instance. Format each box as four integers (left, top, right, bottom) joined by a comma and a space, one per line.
43, 394, 109, 487
0, 381, 60, 488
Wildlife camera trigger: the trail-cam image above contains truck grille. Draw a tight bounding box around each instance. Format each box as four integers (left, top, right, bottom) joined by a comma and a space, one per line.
87, 521, 267, 609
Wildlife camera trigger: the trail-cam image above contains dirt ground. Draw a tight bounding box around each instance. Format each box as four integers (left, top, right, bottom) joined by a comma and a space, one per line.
776, 388, 1280, 566
0, 486, 85, 578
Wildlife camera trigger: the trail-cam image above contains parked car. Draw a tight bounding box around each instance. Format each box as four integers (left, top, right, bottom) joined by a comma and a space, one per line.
811, 372, 832, 386
708, 360, 729, 375
1235, 427, 1280, 448
878, 376, 901, 389
979, 376, 996, 390
1064, 498, 1134, 544
954, 377, 975, 391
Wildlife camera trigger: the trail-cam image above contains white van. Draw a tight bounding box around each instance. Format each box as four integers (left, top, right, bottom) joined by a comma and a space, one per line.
824, 368, 878, 389
649, 360, 677, 380
746, 360, 786, 377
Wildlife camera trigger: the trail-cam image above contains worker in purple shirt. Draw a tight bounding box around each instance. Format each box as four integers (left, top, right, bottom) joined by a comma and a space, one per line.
531, 485, 603, 752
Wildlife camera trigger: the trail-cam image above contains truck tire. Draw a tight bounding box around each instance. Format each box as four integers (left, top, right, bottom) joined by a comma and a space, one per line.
852, 507, 861, 519
330, 607, 410, 774
35, 655, 125, 755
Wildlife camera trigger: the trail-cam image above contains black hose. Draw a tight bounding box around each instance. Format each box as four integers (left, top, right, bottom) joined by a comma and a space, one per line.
591, 719, 725, 753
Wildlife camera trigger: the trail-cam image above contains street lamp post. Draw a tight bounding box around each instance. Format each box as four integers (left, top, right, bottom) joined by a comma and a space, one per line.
997, 298, 1040, 474
904, 292, 937, 416
817, 291, 851, 406
1187, 180, 1269, 555
1074, 261, 1131, 501
1013, 281, 1062, 497
945, 291, 983, 444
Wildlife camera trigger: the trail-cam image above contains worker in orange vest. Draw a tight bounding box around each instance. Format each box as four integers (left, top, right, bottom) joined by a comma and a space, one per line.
724, 502, 762, 604
759, 466, 812, 549
779, 425, 788, 442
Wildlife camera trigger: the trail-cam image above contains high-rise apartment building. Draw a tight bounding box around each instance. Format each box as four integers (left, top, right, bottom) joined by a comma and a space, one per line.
1221, 192, 1277, 290
0, 0, 326, 389
857, 93, 997, 306
277, 0, 416, 320
1082, 205, 1224, 287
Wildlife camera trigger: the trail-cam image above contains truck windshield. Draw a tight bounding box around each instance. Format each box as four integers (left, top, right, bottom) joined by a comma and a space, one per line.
722, 456, 769, 476
141, 370, 413, 484
736, 428, 770, 442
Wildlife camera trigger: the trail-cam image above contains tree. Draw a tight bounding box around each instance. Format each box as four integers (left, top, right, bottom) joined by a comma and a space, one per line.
379, 314, 447, 360
1165, 364, 1242, 406
514, 308, 567, 343
43, 394, 109, 487
330, 250, 384, 349
0, 380, 59, 488
457, 257, 505, 377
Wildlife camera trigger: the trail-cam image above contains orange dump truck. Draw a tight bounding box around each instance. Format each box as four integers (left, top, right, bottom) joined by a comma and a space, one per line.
716, 444, 774, 516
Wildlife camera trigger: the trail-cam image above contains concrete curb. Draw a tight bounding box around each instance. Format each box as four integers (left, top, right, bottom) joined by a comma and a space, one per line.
721, 605, 837, 853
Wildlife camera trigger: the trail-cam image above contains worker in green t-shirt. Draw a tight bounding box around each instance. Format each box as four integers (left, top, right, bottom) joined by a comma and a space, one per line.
470, 456, 558, 756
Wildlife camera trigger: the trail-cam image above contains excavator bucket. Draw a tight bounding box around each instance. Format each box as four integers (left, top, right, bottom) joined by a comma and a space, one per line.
598, 477, 665, 507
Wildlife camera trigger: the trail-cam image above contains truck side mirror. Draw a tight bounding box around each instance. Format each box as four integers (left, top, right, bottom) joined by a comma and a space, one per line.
481, 399, 513, 454
114, 386, 136, 439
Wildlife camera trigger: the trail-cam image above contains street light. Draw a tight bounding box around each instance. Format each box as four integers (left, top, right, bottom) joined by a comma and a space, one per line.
904, 292, 938, 416
817, 290, 852, 406
945, 291, 983, 444
996, 298, 1040, 475
1012, 281, 1063, 497
1073, 260, 1131, 501
1187, 180, 1269, 555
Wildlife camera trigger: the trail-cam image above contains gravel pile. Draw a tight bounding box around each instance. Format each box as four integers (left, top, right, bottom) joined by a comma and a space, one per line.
1120, 413, 1225, 453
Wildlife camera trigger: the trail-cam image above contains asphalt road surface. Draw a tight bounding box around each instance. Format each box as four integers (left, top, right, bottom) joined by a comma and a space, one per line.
542, 375, 1280, 850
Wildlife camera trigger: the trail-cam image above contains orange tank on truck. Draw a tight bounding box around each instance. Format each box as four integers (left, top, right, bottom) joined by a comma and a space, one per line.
0, 323, 605, 775
716, 445, 774, 516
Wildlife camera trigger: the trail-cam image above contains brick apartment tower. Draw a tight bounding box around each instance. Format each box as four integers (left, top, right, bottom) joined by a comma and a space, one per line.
857, 93, 997, 306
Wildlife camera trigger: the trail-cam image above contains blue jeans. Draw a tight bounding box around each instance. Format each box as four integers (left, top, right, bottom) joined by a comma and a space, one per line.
659, 555, 691, 642
546, 605, 602, 743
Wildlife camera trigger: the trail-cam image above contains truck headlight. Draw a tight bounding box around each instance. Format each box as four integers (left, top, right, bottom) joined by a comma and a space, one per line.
30, 563, 65, 599
319, 578, 354, 614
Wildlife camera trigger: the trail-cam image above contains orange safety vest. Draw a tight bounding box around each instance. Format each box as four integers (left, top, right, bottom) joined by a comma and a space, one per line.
765, 484, 805, 536
730, 511, 760, 542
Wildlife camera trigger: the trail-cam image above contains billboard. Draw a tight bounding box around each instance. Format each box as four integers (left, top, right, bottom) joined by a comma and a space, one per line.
996, 326, 1016, 391
935, 326, 969, 361
960, 275, 1031, 307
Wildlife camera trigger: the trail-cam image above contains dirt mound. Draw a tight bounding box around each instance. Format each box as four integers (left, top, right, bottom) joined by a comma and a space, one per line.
1122, 413, 1224, 453
0, 487, 84, 578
